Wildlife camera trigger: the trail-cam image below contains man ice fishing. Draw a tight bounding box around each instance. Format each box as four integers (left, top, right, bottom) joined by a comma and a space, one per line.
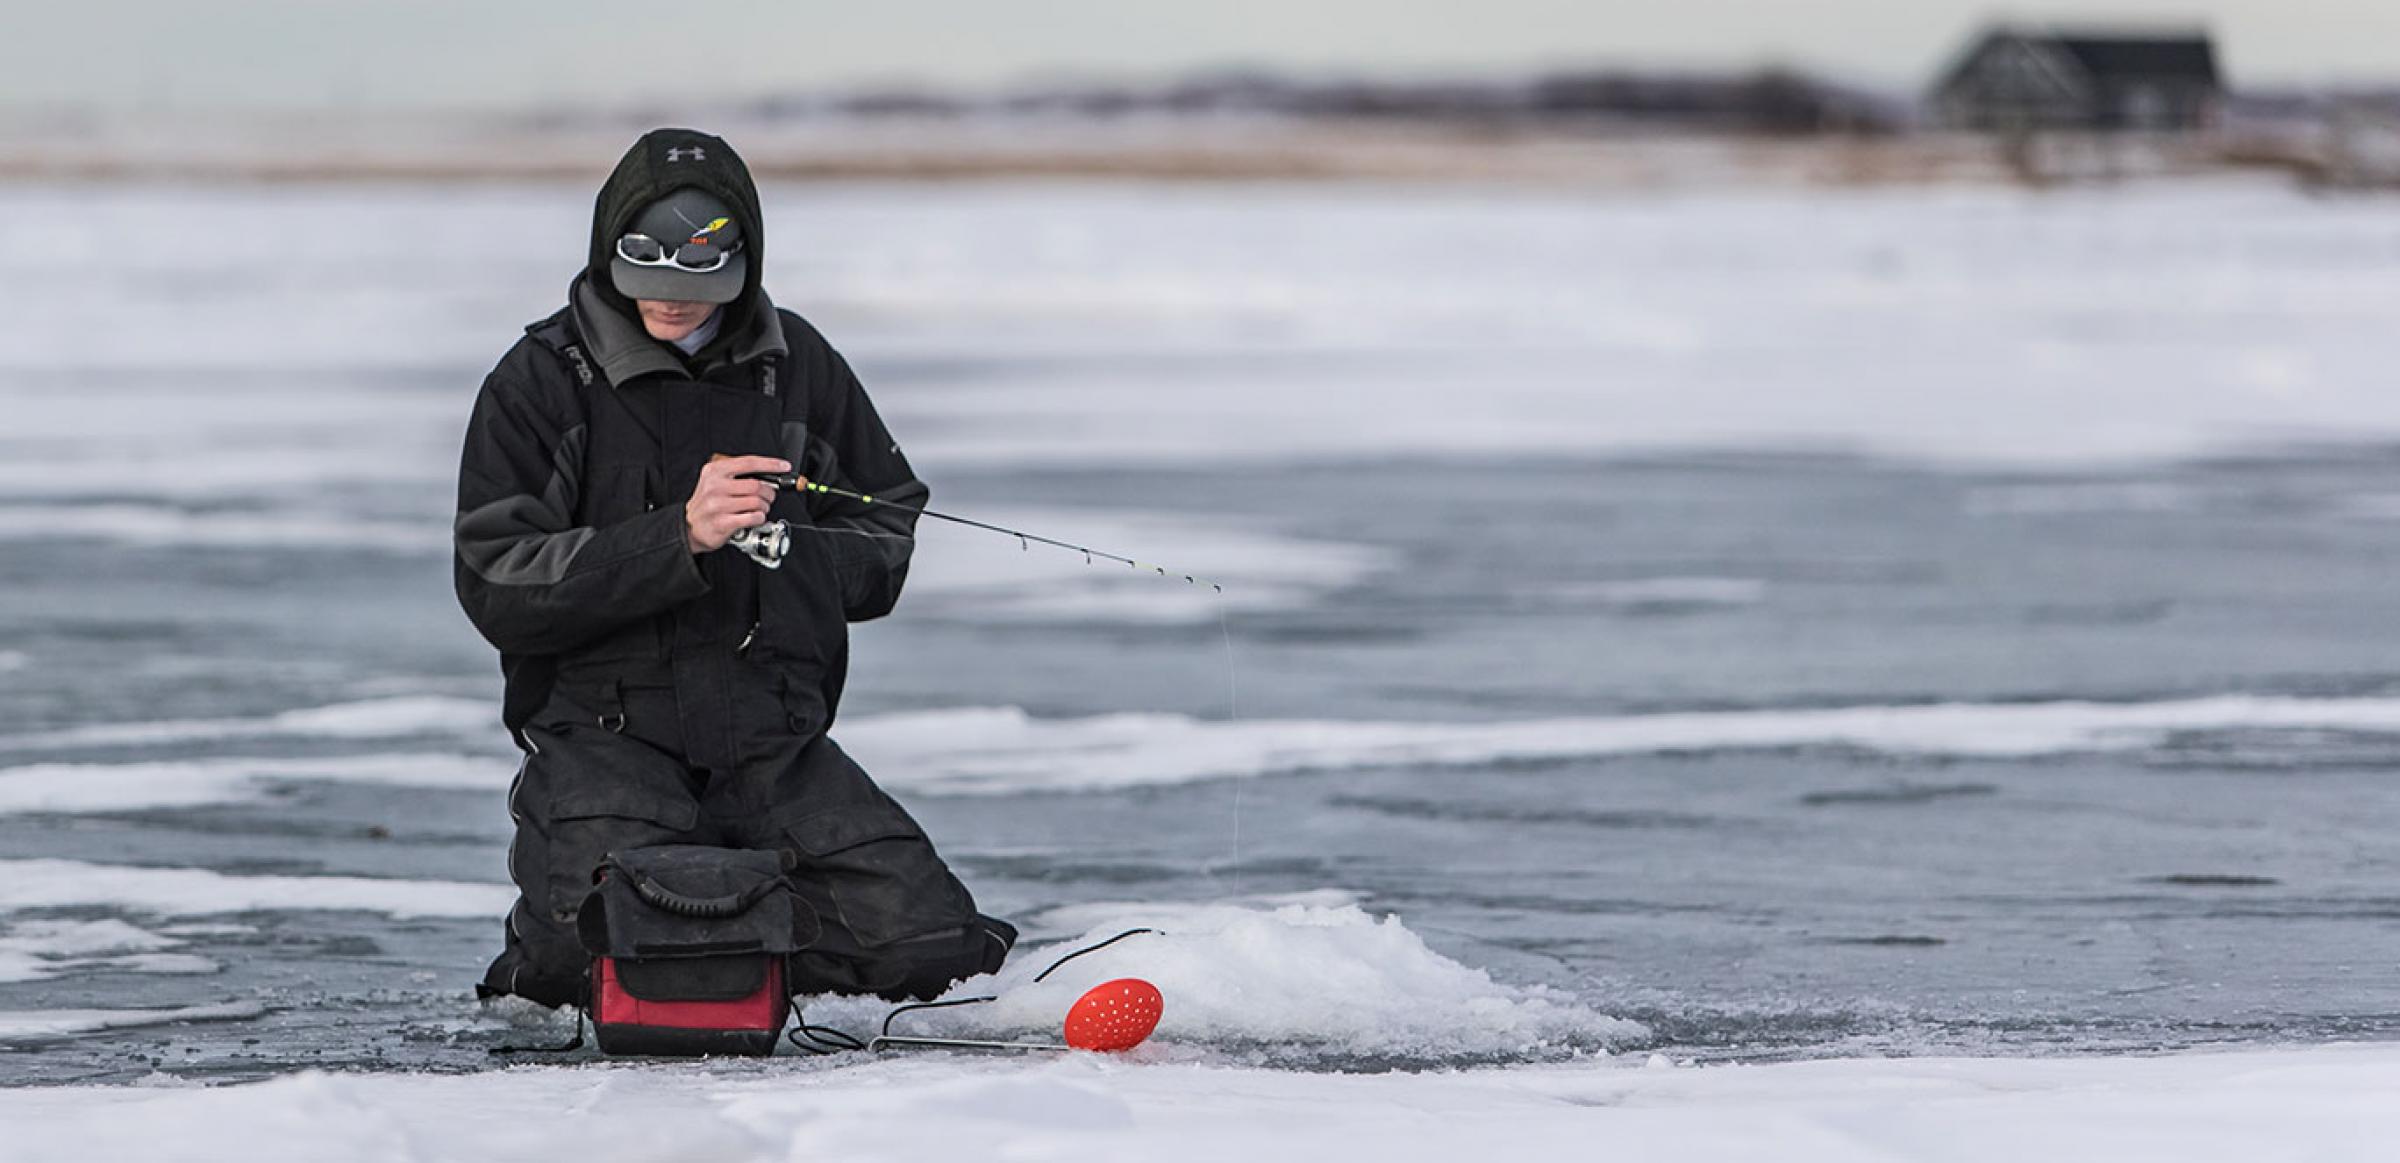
453, 128, 1015, 1012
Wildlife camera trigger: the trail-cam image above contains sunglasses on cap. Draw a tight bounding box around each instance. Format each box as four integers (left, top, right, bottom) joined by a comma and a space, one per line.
615, 233, 742, 273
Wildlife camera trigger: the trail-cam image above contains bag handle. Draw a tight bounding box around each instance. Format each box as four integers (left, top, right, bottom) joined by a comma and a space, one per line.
626, 869, 774, 919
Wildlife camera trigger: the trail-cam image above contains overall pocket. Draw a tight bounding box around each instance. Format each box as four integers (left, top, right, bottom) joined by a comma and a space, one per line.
778, 799, 975, 949
541, 782, 702, 925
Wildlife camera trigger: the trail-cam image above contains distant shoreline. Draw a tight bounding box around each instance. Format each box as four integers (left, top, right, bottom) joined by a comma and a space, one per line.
0, 118, 2365, 189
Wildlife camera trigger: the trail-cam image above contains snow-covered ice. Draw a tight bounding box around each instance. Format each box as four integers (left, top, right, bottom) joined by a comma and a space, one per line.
0, 1001, 261, 1045
839, 694, 2400, 795
7, 177, 2400, 1144
0, 858, 513, 919
21, 691, 2400, 807
0, 502, 446, 554
9, 181, 2400, 507
6, 889, 2392, 1159
1551, 576, 1772, 609
0, 695, 497, 753
808, 896, 1638, 1064
0, 919, 212, 984
0, 753, 507, 815
1960, 480, 2211, 516
4, 1042, 2400, 1162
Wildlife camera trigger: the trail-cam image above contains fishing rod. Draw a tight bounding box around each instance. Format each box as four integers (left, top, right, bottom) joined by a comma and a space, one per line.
728, 469, 1224, 592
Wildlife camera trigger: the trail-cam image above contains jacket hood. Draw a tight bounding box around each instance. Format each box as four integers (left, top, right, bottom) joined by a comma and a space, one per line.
586, 128, 767, 335
569, 274, 788, 388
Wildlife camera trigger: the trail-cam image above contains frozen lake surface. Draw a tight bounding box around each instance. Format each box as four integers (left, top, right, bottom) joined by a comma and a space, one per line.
3, 178, 2400, 1153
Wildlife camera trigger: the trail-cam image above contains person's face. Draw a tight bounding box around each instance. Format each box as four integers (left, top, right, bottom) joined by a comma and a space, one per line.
636, 299, 717, 343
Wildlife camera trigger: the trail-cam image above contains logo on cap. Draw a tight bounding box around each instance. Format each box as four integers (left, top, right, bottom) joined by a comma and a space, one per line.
689, 216, 730, 245
666, 146, 705, 163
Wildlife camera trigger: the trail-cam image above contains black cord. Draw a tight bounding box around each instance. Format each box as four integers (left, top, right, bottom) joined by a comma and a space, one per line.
878, 994, 1000, 1039
1034, 928, 1160, 982
875, 928, 1165, 1039
781, 927, 1166, 1052
785, 1016, 868, 1055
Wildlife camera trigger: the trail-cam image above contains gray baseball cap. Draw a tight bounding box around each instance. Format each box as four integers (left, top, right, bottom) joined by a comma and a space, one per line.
610, 187, 747, 305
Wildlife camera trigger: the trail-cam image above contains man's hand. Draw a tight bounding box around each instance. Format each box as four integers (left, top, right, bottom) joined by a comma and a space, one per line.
687, 456, 791, 554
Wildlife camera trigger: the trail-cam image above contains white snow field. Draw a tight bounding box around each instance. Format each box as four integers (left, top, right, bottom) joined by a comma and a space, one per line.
5, 178, 2400, 494
3, 896, 2395, 1158
0, 753, 505, 815
0, 1043, 2396, 1163
835, 693, 2400, 794
0, 695, 496, 752
19, 691, 2400, 804
806, 899, 1642, 1061
0, 1003, 265, 1046
0, 919, 214, 985
0, 859, 514, 919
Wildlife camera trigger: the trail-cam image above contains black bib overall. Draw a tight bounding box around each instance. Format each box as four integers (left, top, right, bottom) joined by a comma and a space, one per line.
476, 316, 1014, 1010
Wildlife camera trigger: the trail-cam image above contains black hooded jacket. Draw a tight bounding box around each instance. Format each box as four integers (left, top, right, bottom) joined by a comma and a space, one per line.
453, 129, 925, 765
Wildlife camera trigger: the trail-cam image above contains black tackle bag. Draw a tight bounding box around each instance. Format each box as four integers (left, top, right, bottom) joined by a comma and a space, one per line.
575, 845, 821, 1056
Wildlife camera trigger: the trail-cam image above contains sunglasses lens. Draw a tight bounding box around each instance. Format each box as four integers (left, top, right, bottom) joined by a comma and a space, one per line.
672, 242, 732, 271
616, 234, 668, 264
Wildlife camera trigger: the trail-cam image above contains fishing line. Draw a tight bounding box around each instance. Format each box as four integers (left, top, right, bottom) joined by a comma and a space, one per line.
1220, 598, 1243, 896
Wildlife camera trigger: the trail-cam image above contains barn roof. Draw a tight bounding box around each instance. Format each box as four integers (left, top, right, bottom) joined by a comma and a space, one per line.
2051, 34, 2222, 85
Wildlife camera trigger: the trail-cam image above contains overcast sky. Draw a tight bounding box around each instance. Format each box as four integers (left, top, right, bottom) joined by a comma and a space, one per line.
8, 0, 2399, 112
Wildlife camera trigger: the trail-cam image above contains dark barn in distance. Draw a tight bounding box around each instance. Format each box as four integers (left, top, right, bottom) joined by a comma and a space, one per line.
1934, 28, 2225, 132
